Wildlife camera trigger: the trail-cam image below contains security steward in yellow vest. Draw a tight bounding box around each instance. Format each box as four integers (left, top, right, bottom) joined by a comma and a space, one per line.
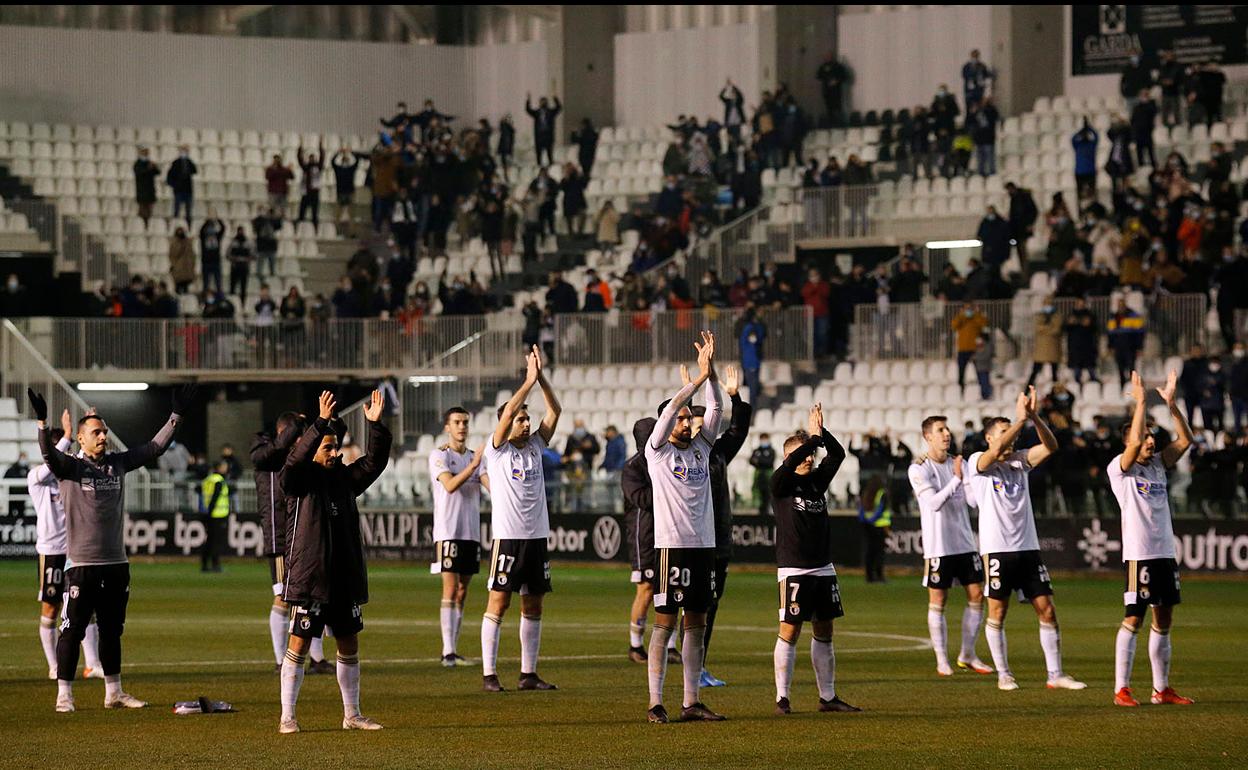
858, 476, 892, 584
201, 460, 231, 573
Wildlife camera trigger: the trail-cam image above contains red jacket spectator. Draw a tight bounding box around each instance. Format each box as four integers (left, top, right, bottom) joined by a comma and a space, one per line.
266, 160, 295, 196
801, 275, 831, 318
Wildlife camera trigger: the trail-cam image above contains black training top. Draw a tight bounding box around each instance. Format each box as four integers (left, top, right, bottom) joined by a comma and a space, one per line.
771, 429, 845, 568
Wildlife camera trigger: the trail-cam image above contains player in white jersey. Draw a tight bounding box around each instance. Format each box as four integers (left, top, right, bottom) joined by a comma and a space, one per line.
966, 387, 1085, 692
479, 345, 561, 693
908, 415, 992, 677
29, 408, 102, 681
429, 406, 489, 667
1109, 371, 1194, 707
643, 330, 726, 724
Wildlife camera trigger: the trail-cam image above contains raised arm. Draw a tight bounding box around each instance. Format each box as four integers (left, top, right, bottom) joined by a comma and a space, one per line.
1025, 389, 1058, 468
535, 363, 562, 445
771, 435, 819, 497
32, 397, 81, 481
1120, 370, 1148, 471
1157, 369, 1193, 469
651, 332, 715, 450
348, 390, 393, 495
977, 390, 1031, 472
813, 427, 846, 487
250, 420, 303, 471
712, 365, 751, 462
281, 391, 335, 497
116, 384, 196, 472
495, 346, 541, 449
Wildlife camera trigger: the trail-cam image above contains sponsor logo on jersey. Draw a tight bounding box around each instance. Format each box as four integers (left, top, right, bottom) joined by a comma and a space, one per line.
672, 458, 688, 481
1134, 478, 1166, 498
991, 478, 1006, 493
511, 466, 525, 481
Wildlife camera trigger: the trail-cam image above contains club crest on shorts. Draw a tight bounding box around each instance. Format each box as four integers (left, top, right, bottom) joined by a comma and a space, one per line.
443, 557, 453, 569
789, 602, 800, 615
990, 578, 1001, 590
497, 574, 508, 586
69, 585, 79, 598
300, 617, 311, 630
674, 590, 684, 602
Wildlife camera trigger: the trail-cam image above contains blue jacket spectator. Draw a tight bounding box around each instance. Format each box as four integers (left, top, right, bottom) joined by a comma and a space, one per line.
976, 206, 1012, 269
1072, 124, 1098, 175
601, 428, 627, 471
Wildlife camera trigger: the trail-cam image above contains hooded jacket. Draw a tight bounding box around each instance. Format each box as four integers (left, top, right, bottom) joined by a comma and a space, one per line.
279, 418, 391, 606
622, 418, 657, 566
250, 420, 303, 557
706, 393, 752, 559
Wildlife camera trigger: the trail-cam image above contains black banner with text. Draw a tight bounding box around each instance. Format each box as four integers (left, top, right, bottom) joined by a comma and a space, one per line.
1072, 5, 1248, 76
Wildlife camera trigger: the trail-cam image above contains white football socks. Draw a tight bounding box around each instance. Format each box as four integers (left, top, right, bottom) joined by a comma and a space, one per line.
440, 600, 456, 657
104, 673, 122, 701
927, 604, 949, 670
811, 637, 836, 701
309, 635, 325, 663
519, 614, 542, 675
647, 623, 674, 708
1149, 626, 1171, 693
985, 618, 1010, 677
681, 625, 706, 709
1039, 621, 1063, 680
82, 622, 102, 672
452, 603, 464, 651
57, 679, 73, 699
629, 619, 645, 649
39, 616, 57, 670
774, 636, 796, 700
1114, 622, 1138, 691
269, 606, 289, 665
667, 628, 679, 651
336, 653, 361, 718
280, 649, 306, 721
959, 600, 984, 662
480, 613, 501, 677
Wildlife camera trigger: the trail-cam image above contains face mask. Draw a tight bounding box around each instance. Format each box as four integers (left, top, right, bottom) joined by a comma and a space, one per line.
1225, 254, 1236, 263
1235, 350, 1246, 359
1210, 364, 1222, 373
938, 89, 947, 96
573, 428, 587, 438
760, 441, 770, 448
964, 309, 974, 318
1042, 306, 1054, 314
6, 279, 17, 291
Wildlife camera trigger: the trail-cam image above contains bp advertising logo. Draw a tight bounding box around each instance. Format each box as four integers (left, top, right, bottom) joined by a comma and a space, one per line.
593, 516, 621, 560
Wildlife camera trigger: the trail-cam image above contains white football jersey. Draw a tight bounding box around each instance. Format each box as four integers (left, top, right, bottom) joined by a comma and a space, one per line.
483, 434, 548, 540
909, 456, 978, 558
428, 446, 482, 542
967, 450, 1039, 554
29, 437, 72, 555
645, 380, 722, 550
1108, 454, 1176, 561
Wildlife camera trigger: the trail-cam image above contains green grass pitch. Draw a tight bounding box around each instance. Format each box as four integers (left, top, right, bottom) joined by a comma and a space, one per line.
2, 560, 1247, 768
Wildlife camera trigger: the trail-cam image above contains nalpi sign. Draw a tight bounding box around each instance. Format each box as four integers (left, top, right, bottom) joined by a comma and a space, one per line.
1072, 5, 1248, 76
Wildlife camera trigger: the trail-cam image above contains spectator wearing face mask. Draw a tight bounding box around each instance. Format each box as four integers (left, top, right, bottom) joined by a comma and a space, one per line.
1119, 54, 1152, 113
1214, 245, 1248, 349
1063, 297, 1099, 384
951, 302, 987, 388
199, 212, 226, 295
961, 49, 994, 111
331, 146, 361, 224
252, 206, 282, 282
719, 79, 746, 141
296, 138, 326, 228
1229, 343, 1248, 432
1071, 120, 1098, 200
976, 205, 1011, 273
166, 145, 197, 225
930, 84, 960, 135
265, 154, 295, 216
969, 97, 999, 176
1027, 297, 1063, 387
133, 147, 160, 226
1199, 357, 1228, 432
1156, 50, 1184, 127
1130, 90, 1159, 168
227, 226, 254, 305
526, 93, 562, 167
1106, 298, 1145, 385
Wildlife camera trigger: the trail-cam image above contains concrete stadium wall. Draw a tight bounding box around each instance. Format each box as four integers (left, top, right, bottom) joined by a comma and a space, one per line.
0, 25, 548, 135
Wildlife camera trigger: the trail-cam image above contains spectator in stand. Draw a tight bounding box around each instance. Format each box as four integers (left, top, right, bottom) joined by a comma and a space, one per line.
253, 284, 277, 361
1157, 50, 1184, 127
252, 206, 281, 281
529, 166, 558, 237
571, 118, 599, 177
961, 49, 994, 111
497, 114, 515, 181
332, 275, 362, 319
601, 425, 626, 475
972, 330, 994, 401
1005, 182, 1038, 265
1185, 90, 1207, 130
391, 188, 418, 261
594, 200, 619, 254
1027, 298, 1062, 387
930, 84, 960, 135
719, 79, 746, 141
1230, 342, 1248, 431
739, 307, 766, 405
545, 270, 578, 315
1195, 61, 1226, 126
1130, 90, 1158, 168
264, 154, 295, 216
802, 267, 832, 357
909, 105, 935, 178
655, 175, 684, 220
976, 205, 1011, 274
1180, 344, 1210, 427
1197, 357, 1228, 431
687, 133, 714, 177
379, 101, 411, 135
227, 226, 254, 305
661, 133, 686, 179
582, 268, 612, 313
1214, 244, 1248, 349
753, 92, 778, 168
1119, 54, 1152, 112
969, 96, 999, 176
1207, 142, 1234, 186
119, 275, 150, 317
816, 54, 848, 126
1063, 296, 1099, 384
166, 145, 197, 225
521, 189, 541, 262
1106, 298, 1145, 385
295, 138, 326, 228
331, 146, 360, 224
778, 96, 809, 167
1071, 119, 1098, 200
369, 140, 401, 232
1044, 203, 1078, 277
151, 282, 178, 318
1104, 115, 1134, 193
169, 226, 196, 295
951, 301, 987, 388
133, 146, 160, 226
280, 286, 306, 339
198, 212, 226, 295
843, 154, 872, 235
889, 257, 925, 303
698, 270, 729, 308
560, 163, 589, 235
526, 93, 562, 166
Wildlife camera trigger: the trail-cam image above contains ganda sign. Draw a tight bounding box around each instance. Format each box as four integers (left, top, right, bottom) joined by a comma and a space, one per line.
1072, 5, 1248, 76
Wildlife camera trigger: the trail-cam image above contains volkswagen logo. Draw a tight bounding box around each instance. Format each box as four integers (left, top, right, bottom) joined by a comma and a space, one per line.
592, 516, 621, 560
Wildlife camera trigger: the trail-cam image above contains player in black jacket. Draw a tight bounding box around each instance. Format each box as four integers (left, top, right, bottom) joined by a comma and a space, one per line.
691, 364, 752, 688
770, 403, 860, 715
276, 390, 391, 734
251, 411, 337, 674
622, 417, 664, 664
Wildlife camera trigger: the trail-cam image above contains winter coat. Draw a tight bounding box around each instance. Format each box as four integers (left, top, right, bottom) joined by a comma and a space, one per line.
1032, 312, 1063, 364
168, 237, 196, 284
250, 422, 301, 557
279, 418, 391, 606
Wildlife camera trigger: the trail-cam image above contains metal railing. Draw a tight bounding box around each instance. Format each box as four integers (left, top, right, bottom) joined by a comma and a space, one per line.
551, 305, 813, 366
7, 315, 522, 378
3, 196, 130, 286
851, 293, 1208, 362
793, 185, 879, 240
